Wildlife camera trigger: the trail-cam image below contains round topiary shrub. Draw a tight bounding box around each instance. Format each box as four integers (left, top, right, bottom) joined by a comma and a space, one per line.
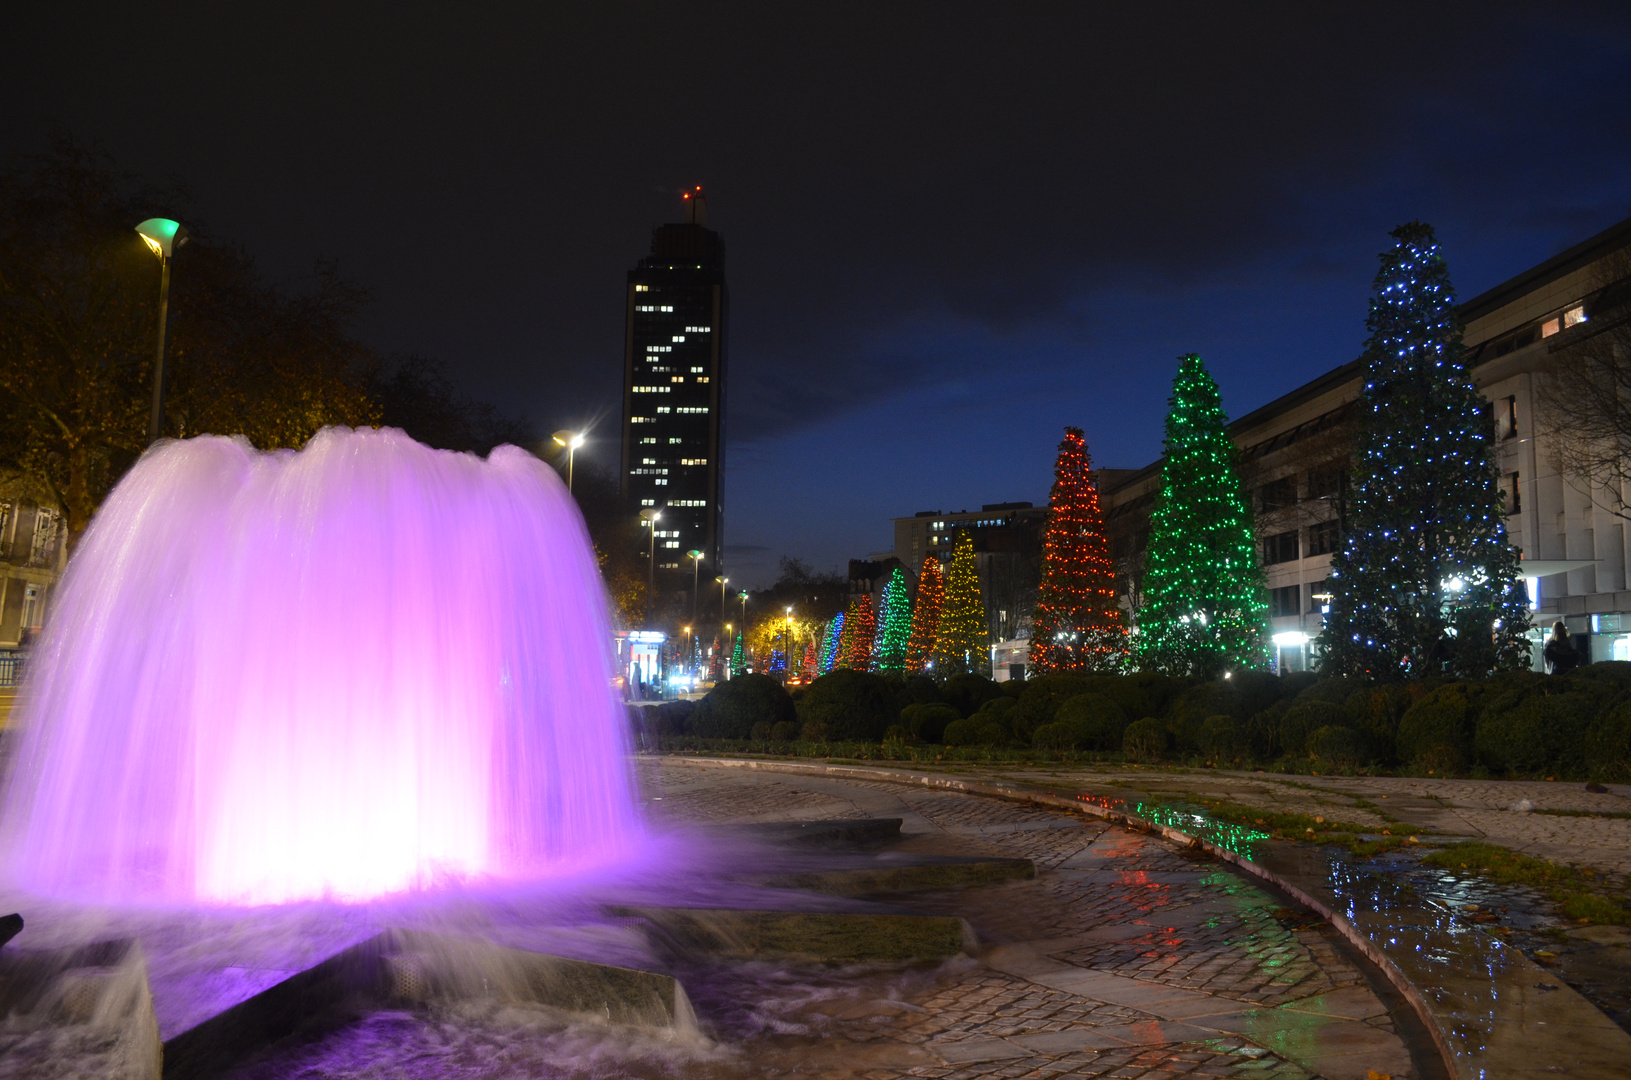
1397, 684, 1473, 773
1006, 675, 1096, 741
800, 719, 831, 741
1123, 716, 1169, 761
771, 720, 799, 742
690, 673, 795, 739
1586, 702, 1631, 782
1279, 701, 1347, 758
901, 702, 960, 743
1048, 693, 1128, 751
750, 720, 774, 741
1198, 714, 1243, 762
1475, 689, 1600, 776
940, 673, 1004, 717
796, 669, 899, 742
942, 716, 982, 747
1307, 724, 1367, 770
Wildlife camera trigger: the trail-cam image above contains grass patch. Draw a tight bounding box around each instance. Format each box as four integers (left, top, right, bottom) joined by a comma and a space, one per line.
1421, 841, 1631, 925
1161, 793, 1411, 857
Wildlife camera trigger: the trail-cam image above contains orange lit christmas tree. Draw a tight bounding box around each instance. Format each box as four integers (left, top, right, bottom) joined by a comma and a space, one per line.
845, 595, 876, 672
905, 557, 943, 673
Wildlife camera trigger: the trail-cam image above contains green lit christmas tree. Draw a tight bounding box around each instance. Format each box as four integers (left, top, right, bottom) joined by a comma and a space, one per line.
1137, 354, 1270, 676
935, 529, 988, 675
1029, 427, 1126, 674
1320, 223, 1530, 678
873, 566, 912, 674
905, 556, 943, 673
729, 633, 745, 677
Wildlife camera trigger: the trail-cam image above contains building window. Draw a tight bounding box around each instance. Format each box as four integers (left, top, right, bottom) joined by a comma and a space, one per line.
1309, 579, 1332, 613
1506, 472, 1521, 515
1307, 465, 1344, 501
1270, 584, 1300, 618
631, 416, 653, 424
1262, 530, 1300, 565
1258, 476, 1298, 512
632, 385, 670, 393
676, 407, 709, 414
640, 499, 655, 507
634, 285, 649, 292
1306, 519, 1339, 556
680, 458, 708, 465
1564, 304, 1587, 329
1496, 396, 1517, 440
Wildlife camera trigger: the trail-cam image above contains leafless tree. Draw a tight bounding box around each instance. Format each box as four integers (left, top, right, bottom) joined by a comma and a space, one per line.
1535, 251, 1631, 519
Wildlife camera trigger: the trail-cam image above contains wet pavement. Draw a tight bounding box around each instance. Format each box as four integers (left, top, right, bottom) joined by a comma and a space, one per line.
643, 760, 1441, 1079
656, 757, 1631, 1080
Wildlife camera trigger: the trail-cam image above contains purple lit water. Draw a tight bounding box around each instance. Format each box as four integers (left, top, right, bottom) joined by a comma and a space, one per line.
0, 428, 643, 905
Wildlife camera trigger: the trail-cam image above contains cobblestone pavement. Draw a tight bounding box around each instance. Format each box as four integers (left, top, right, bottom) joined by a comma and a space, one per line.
641, 761, 1430, 1080
970, 765, 1631, 875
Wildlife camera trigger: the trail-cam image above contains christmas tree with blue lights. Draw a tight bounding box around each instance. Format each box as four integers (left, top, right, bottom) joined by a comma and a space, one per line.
1319, 223, 1530, 678
1029, 427, 1126, 674
818, 613, 844, 674
1137, 354, 1270, 676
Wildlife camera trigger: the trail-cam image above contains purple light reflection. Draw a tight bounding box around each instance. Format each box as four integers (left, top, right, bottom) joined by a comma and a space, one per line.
1, 428, 643, 904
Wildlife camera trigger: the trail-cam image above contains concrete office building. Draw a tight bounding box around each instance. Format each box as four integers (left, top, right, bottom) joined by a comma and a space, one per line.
1102, 216, 1631, 671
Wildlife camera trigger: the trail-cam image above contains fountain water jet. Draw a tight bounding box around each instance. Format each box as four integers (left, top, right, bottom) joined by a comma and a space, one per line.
0, 427, 642, 905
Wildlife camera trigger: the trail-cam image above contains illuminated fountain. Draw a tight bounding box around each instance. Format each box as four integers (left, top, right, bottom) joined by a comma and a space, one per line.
0, 427, 642, 905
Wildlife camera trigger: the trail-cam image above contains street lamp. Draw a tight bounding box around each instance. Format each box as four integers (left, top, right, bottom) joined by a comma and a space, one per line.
784, 605, 795, 675
739, 590, 749, 631
551, 430, 585, 491
716, 576, 729, 624
682, 625, 692, 673
135, 218, 189, 444
687, 549, 704, 626
639, 508, 661, 624
723, 622, 733, 681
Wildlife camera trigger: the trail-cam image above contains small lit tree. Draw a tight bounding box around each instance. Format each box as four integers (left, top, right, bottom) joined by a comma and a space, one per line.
873, 567, 912, 673
845, 595, 876, 672
935, 530, 987, 675
905, 557, 943, 674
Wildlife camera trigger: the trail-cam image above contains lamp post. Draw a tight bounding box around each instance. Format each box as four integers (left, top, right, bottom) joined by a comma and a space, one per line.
784, 605, 795, 676
551, 430, 585, 491
683, 625, 692, 674
135, 218, 188, 444
739, 590, 749, 634
639, 508, 661, 624
723, 623, 732, 681
716, 576, 729, 625
687, 550, 704, 627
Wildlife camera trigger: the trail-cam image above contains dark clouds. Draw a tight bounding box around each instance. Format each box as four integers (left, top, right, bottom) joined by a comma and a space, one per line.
6, 3, 1631, 585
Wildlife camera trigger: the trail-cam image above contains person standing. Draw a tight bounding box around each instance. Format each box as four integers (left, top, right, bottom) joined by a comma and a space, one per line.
1543, 621, 1580, 674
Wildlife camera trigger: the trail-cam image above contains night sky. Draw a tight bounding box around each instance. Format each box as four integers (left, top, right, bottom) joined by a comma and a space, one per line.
8, 5, 1631, 587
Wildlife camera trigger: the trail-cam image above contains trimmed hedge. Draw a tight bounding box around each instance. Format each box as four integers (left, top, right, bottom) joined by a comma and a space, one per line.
655, 665, 1631, 779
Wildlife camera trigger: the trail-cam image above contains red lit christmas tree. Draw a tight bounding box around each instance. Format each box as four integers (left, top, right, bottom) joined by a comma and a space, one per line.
1029, 427, 1127, 674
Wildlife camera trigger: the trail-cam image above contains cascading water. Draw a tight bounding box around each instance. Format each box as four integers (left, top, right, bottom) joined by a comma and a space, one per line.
0, 427, 643, 905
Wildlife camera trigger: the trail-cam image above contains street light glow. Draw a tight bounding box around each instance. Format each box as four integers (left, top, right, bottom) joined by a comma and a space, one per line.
135, 217, 188, 259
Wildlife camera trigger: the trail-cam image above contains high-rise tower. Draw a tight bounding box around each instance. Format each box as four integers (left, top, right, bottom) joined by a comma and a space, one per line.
620, 187, 726, 579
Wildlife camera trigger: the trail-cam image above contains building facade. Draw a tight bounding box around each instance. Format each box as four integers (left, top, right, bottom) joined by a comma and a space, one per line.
1101, 215, 1631, 671
620, 189, 727, 575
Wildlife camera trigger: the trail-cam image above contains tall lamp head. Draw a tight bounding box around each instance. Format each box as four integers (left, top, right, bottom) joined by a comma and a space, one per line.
135, 218, 188, 259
